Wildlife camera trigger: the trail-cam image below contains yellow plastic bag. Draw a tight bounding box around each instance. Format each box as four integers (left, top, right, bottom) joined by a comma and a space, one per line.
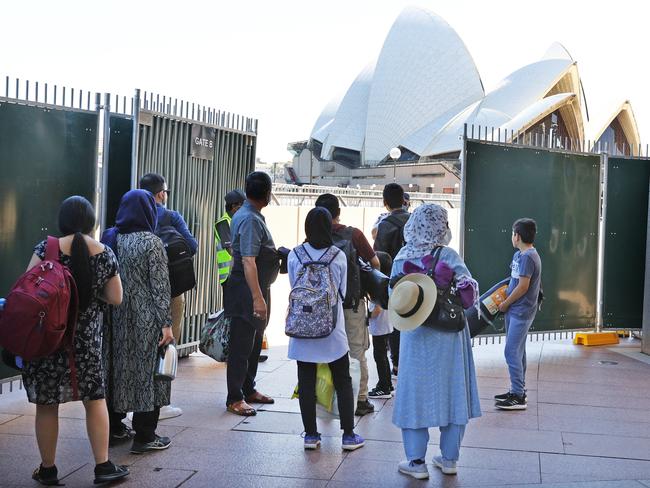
291, 363, 336, 412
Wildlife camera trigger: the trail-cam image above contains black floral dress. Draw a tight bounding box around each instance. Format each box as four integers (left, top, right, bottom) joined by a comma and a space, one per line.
22, 240, 119, 405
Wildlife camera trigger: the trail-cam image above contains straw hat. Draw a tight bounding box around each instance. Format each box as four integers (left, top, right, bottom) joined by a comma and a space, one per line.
388, 273, 437, 331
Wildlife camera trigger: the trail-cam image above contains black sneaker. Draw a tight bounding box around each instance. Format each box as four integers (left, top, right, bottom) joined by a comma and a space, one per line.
32, 464, 59, 486
355, 399, 375, 416
494, 391, 527, 401
109, 424, 135, 446
368, 388, 393, 399
130, 435, 172, 454
94, 460, 130, 484
495, 393, 527, 410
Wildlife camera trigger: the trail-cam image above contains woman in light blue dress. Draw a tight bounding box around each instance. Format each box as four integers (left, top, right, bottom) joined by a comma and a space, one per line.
287, 207, 365, 451
391, 204, 481, 479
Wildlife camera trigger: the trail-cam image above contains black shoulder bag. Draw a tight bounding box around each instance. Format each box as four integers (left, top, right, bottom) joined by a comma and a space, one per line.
422, 246, 466, 333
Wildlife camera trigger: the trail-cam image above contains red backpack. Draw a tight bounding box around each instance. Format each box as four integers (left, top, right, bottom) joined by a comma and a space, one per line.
0, 236, 79, 363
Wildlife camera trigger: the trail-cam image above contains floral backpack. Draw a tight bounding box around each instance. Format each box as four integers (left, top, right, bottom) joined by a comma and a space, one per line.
285, 245, 342, 339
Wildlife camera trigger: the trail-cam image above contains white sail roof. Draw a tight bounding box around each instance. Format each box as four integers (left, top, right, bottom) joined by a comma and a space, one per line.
363, 6, 484, 163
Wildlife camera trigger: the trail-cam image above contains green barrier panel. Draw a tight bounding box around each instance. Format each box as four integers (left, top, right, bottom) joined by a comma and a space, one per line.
464, 141, 600, 332
0, 101, 97, 380
105, 115, 133, 226
602, 156, 650, 329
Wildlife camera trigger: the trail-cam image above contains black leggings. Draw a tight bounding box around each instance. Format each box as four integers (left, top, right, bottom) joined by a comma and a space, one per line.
389, 329, 400, 369
297, 354, 355, 436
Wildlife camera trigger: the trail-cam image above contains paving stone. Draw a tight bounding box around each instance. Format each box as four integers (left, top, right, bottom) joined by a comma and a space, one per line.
182, 471, 329, 488
541, 453, 650, 482
463, 425, 564, 453
562, 432, 650, 460
134, 444, 345, 480
540, 415, 650, 438
538, 402, 649, 424
0, 414, 88, 439
233, 410, 355, 437
0, 413, 20, 425
59, 463, 194, 487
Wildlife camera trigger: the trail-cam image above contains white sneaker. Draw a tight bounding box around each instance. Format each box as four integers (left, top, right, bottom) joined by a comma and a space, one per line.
398, 460, 429, 479
159, 406, 183, 420
432, 455, 457, 475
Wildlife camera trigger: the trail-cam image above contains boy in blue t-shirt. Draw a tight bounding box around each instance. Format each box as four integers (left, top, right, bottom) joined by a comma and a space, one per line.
495, 218, 542, 410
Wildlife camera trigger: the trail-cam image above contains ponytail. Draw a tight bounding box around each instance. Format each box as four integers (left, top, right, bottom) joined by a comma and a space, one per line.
70, 231, 92, 311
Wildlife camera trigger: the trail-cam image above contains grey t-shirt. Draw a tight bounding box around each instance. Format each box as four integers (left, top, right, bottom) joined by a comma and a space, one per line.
506, 247, 542, 318
231, 200, 275, 257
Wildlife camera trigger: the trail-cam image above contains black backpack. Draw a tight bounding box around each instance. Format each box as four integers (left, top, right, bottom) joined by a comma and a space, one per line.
332, 226, 361, 310
156, 212, 196, 298
375, 213, 409, 259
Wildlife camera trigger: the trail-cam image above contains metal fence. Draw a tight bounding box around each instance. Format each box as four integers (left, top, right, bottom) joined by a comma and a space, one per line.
270, 183, 461, 208
0, 74, 257, 386
461, 123, 650, 335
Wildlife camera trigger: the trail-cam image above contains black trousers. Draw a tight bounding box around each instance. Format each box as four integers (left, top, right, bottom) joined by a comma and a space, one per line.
297, 354, 354, 436
226, 316, 263, 405
109, 408, 160, 443
372, 334, 392, 391
389, 329, 400, 369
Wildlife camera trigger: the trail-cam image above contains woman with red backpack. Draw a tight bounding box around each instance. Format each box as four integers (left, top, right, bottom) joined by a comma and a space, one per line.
21, 196, 129, 485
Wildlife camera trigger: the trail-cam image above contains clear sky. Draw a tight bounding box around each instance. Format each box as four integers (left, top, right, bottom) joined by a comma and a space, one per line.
1, 1, 648, 163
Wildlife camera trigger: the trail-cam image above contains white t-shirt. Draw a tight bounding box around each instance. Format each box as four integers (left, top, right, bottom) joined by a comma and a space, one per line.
368, 301, 393, 336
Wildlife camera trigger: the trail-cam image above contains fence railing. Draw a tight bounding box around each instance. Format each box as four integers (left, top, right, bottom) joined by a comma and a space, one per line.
271, 183, 461, 208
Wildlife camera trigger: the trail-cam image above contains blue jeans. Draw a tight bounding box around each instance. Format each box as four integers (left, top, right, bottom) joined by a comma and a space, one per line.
504, 313, 535, 396
402, 424, 466, 462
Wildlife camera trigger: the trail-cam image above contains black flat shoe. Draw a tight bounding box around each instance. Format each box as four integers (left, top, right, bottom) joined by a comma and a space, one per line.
32, 464, 62, 486
94, 460, 129, 484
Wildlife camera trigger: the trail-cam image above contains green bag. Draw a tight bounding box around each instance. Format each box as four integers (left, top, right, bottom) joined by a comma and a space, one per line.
292, 363, 335, 412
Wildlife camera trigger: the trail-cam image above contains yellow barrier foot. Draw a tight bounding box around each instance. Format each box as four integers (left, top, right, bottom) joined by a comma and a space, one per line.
573, 332, 620, 346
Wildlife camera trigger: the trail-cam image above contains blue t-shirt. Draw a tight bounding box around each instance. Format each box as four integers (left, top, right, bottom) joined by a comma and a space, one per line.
231, 200, 275, 257
506, 248, 542, 318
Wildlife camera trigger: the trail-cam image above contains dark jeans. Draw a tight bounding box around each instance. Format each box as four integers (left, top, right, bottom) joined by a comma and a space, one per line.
226, 316, 263, 405
389, 329, 400, 370
297, 354, 355, 436
109, 408, 160, 444
372, 333, 392, 391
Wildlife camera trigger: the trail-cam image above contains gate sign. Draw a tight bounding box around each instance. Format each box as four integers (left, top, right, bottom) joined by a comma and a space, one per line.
190, 124, 216, 160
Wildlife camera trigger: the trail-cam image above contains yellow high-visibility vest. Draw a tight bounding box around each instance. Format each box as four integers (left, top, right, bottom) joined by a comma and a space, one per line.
214, 212, 233, 284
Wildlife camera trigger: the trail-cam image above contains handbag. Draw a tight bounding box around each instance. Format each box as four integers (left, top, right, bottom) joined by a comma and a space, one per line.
422, 247, 466, 333
154, 343, 178, 381
359, 260, 390, 309
199, 310, 231, 362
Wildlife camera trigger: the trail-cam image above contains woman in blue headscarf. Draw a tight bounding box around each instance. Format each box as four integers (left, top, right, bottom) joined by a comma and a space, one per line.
101, 190, 174, 454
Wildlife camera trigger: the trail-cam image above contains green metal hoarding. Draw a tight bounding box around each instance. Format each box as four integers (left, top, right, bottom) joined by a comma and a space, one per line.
464, 140, 600, 332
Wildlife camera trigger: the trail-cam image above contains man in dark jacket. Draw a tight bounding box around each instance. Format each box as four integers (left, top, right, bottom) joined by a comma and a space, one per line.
373, 183, 410, 377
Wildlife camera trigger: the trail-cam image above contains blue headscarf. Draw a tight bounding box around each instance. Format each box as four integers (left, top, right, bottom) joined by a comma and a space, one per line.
101, 189, 157, 253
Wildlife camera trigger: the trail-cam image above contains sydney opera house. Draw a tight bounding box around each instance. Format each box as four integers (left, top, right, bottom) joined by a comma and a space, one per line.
287, 7, 641, 192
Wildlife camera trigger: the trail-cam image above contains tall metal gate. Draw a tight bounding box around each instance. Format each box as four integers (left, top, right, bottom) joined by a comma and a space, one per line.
0, 76, 258, 385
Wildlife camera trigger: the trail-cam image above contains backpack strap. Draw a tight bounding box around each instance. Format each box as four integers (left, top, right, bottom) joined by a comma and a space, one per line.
294, 244, 312, 265
321, 246, 340, 264
45, 236, 60, 262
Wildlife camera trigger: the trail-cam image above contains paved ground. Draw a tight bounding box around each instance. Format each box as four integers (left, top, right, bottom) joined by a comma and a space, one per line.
1, 337, 650, 487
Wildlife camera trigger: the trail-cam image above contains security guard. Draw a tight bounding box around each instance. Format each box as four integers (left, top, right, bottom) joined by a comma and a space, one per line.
214, 190, 246, 285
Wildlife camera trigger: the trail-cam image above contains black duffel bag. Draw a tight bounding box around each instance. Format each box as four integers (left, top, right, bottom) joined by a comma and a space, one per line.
359, 260, 390, 309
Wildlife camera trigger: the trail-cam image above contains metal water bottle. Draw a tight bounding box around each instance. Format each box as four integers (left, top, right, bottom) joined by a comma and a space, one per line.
154, 343, 178, 381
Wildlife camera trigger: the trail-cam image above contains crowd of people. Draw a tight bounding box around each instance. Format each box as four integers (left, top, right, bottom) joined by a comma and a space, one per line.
15, 170, 541, 484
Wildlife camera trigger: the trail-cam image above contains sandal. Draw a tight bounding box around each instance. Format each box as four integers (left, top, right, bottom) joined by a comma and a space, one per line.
32, 465, 62, 486
245, 391, 275, 404
227, 400, 257, 416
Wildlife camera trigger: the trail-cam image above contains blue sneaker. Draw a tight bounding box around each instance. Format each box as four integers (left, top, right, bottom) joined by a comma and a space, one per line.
303, 433, 321, 450
342, 433, 365, 451
398, 460, 429, 479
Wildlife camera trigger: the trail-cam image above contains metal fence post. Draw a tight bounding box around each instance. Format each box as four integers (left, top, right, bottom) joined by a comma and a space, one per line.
459, 123, 468, 258
595, 150, 609, 332
130, 88, 141, 189
99, 93, 111, 231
